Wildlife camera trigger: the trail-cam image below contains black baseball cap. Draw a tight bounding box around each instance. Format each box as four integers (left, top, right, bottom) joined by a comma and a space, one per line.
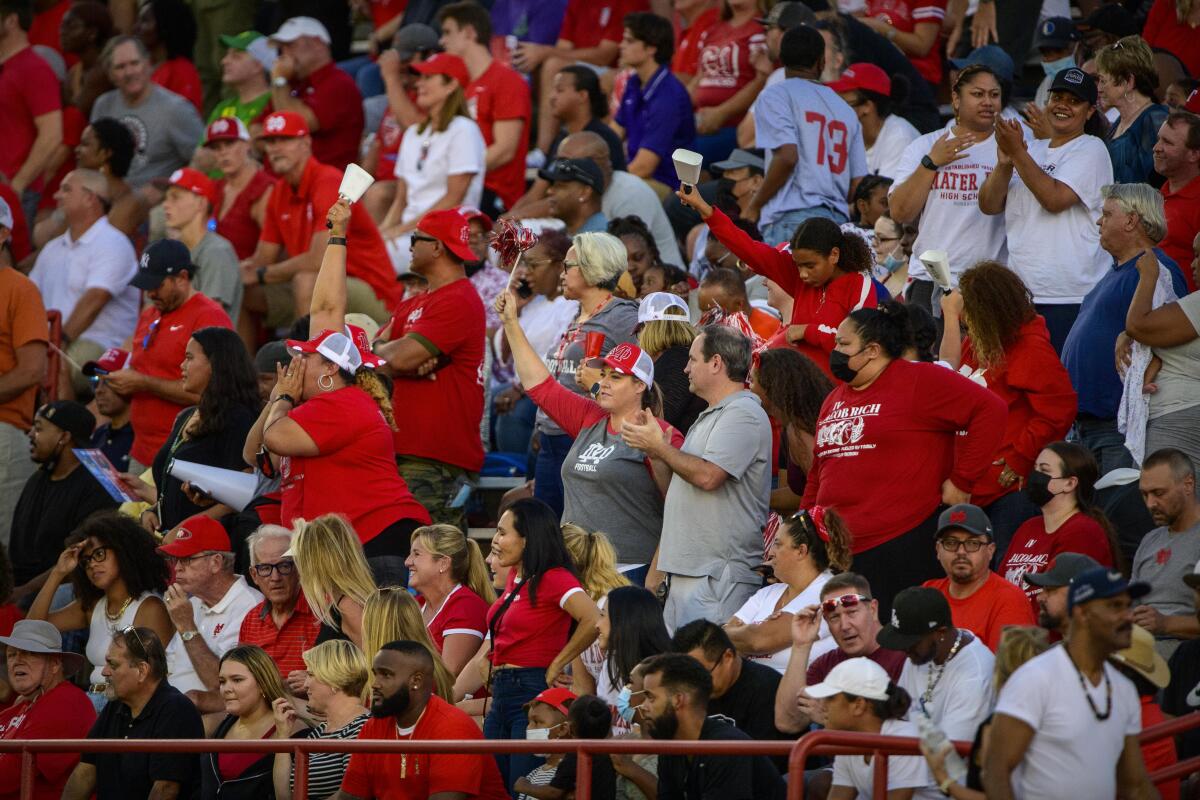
876, 587, 953, 651
756, 1, 816, 30
539, 158, 606, 195
130, 239, 194, 290
1079, 4, 1138, 37
394, 24, 440, 60
1023, 552, 1102, 588
1049, 67, 1098, 106
36, 401, 96, 443
935, 504, 993, 540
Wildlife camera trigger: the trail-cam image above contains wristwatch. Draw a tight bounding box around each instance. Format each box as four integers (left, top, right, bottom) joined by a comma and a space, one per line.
256, 266, 268, 285
272, 75, 289, 89
180, 630, 200, 642
921, 154, 941, 171
938, 776, 956, 796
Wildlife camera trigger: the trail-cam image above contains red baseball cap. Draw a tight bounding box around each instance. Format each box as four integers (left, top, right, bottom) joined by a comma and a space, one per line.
81, 347, 130, 376
523, 687, 577, 715
827, 63, 891, 97
587, 342, 655, 386
158, 514, 232, 557
259, 110, 310, 138
458, 205, 493, 232
204, 116, 251, 145
346, 323, 386, 369
415, 208, 477, 262
168, 167, 219, 210
412, 53, 470, 88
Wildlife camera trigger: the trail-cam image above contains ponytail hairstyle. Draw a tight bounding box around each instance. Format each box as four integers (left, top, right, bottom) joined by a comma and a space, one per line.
790, 217, 873, 276
847, 681, 912, 721
785, 507, 853, 574
341, 367, 396, 429
410, 524, 497, 603
847, 300, 916, 359
1043, 441, 1127, 574
562, 524, 630, 600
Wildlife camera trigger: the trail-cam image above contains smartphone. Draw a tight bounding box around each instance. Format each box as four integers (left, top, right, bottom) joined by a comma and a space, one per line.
515, 279, 534, 298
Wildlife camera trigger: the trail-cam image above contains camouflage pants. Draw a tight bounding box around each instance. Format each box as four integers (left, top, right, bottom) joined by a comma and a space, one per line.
395, 456, 472, 532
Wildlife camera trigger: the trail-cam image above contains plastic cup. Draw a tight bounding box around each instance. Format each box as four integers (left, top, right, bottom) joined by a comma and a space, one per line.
584, 331, 605, 360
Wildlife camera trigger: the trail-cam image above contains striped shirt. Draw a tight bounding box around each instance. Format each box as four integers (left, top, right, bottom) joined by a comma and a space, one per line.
291, 713, 370, 800
237, 594, 322, 677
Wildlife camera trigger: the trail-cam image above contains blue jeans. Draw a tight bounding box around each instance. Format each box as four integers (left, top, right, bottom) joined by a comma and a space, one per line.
1034, 303, 1081, 356
494, 393, 537, 455
482, 667, 547, 792
761, 206, 850, 247
533, 432, 573, 518
1072, 417, 1134, 477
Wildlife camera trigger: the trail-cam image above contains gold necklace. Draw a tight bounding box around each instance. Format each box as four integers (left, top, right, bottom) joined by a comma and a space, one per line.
105, 595, 133, 622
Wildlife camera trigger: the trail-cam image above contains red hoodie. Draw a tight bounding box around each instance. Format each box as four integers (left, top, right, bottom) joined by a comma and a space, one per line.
706, 208, 877, 377
956, 316, 1077, 506
802, 358, 1007, 553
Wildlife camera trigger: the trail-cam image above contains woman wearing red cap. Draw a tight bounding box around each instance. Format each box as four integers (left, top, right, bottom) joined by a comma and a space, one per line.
497, 288, 683, 588
379, 53, 485, 275
246, 201, 430, 586
203, 117, 275, 261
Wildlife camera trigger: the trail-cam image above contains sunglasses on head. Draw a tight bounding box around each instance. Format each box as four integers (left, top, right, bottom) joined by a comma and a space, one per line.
121, 625, 148, 659
821, 593, 872, 615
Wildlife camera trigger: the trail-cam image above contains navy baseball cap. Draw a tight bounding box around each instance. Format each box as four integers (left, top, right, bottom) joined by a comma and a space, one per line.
1067, 567, 1150, 611
950, 44, 1014, 83
1035, 17, 1079, 50
131, 239, 194, 290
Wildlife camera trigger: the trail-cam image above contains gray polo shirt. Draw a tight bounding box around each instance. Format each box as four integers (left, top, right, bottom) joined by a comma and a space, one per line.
659, 389, 771, 584
190, 231, 242, 320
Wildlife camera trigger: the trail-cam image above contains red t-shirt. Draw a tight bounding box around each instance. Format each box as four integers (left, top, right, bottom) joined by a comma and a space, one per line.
801, 359, 1007, 553
369, 0, 408, 29
374, 108, 406, 181
341, 695, 509, 800
0, 681, 96, 800
0, 182, 31, 262
152, 57, 203, 113
216, 168, 275, 260
488, 567, 584, 667
558, 0, 629, 51
673, 7, 721, 77
1143, 0, 1200, 80
465, 61, 531, 208
999, 512, 1115, 610
238, 596, 322, 677
922, 573, 1036, 652
280, 385, 430, 539
260, 157, 400, 308
422, 583, 490, 652
807, 645, 906, 684
0, 46, 61, 184
864, 0, 947, 85
693, 19, 766, 117
28, 0, 75, 66
128, 292, 233, 465
36, 105, 86, 214
291, 62, 365, 171
1161, 175, 1200, 292
1141, 697, 1180, 800
386, 278, 485, 471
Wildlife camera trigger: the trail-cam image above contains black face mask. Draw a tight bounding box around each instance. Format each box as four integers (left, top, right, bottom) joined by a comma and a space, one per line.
1027, 470, 1058, 507
829, 349, 861, 383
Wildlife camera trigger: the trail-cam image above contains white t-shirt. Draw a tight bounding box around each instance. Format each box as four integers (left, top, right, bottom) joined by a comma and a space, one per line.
730, 572, 837, 674
394, 115, 485, 225
868, 114, 920, 179
898, 634, 995, 741
994, 645, 1141, 800
1003, 134, 1113, 304
29, 216, 139, 350
891, 122, 1010, 285
831, 717, 942, 799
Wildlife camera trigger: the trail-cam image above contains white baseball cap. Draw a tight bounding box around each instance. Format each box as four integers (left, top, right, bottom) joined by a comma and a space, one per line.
0, 197, 12, 231
804, 657, 891, 702
637, 292, 690, 325
271, 16, 331, 45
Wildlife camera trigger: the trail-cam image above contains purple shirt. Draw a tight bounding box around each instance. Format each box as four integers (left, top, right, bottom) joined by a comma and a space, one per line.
490, 0, 569, 44
615, 65, 696, 188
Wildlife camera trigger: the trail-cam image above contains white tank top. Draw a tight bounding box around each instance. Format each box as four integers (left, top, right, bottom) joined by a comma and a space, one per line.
85, 593, 206, 694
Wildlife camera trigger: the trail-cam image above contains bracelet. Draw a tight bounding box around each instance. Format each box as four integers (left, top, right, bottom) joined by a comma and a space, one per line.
329, 236, 348, 246
938, 776, 955, 796
275, 393, 296, 406
256, 266, 268, 285
886, 26, 898, 41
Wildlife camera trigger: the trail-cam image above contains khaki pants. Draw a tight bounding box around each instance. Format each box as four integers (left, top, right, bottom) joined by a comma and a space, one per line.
263, 276, 391, 330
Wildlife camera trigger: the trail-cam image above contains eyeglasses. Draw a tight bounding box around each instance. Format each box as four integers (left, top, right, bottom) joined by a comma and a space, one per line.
563, 260, 583, 269
163, 552, 213, 567
411, 234, 439, 245
937, 538, 989, 553
142, 317, 161, 349
821, 593, 871, 615
252, 560, 295, 577
80, 546, 109, 565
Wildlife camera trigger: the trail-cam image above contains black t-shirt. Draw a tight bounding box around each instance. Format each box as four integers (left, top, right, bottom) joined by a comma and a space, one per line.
657, 716, 785, 800
10, 464, 117, 585
654, 346, 705, 436
84, 680, 204, 800
836, 14, 941, 136
92, 421, 135, 475
1163, 639, 1200, 759
708, 659, 786, 744
548, 119, 628, 173
151, 404, 257, 530
551, 751, 617, 800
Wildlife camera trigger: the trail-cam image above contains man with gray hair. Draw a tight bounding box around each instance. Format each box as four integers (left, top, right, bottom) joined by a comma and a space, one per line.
623, 324, 772, 630
28, 169, 139, 400
1062, 182, 1189, 474
156, 513, 263, 696
91, 35, 204, 187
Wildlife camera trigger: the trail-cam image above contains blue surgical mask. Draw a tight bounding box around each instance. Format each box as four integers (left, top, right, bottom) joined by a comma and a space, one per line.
1042, 55, 1076, 78
615, 686, 638, 723
882, 253, 906, 274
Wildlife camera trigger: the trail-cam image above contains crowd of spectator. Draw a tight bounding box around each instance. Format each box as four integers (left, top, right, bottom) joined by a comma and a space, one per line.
2, 0, 1200, 797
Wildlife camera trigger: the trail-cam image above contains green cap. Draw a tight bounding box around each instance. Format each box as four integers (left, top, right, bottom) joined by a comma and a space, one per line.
219, 30, 265, 51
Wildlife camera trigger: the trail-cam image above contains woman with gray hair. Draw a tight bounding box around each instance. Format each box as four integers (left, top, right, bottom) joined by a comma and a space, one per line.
533, 232, 640, 516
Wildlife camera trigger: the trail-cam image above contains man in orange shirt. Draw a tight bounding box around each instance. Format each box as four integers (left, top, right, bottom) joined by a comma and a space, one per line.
0, 196, 47, 547
923, 504, 1035, 651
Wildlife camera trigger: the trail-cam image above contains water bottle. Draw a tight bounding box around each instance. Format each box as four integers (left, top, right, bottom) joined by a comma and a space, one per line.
916, 712, 967, 784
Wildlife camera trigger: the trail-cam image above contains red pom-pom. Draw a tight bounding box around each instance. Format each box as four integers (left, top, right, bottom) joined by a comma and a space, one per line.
490, 219, 540, 268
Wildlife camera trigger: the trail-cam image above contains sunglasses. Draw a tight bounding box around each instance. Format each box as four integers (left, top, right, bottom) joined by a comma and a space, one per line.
252, 560, 296, 578
121, 625, 148, 659
142, 317, 161, 349
821, 593, 872, 615
411, 233, 439, 245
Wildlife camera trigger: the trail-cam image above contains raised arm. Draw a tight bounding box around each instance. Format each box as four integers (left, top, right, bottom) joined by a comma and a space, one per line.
308, 199, 352, 335
496, 289, 552, 389
1126, 249, 1199, 348
773, 605, 821, 733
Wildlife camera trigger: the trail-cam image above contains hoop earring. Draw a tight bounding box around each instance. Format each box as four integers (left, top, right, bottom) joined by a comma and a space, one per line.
318, 373, 335, 391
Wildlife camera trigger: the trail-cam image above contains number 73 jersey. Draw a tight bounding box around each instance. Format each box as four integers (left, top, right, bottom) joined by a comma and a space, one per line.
753, 79, 868, 227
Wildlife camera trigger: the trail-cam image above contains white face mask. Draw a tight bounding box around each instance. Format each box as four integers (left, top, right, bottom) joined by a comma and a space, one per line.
526, 725, 554, 758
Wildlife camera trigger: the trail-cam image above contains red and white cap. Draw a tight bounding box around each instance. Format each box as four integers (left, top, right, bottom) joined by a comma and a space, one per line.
158, 514, 232, 556
415, 207, 476, 262
81, 347, 131, 376
259, 110, 310, 139
204, 116, 251, 145
457, 205, 493, 232
286, 329, 363, 373
345, 323, 386, 369
168, 167, 219, 209
587, 342, 655, 386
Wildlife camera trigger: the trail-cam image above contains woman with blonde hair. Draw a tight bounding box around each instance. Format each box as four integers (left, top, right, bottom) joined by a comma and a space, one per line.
1094, 36, 1169, 184
636, 293, 705, 435
361, 586, 456, 701
290, 514, 377, 648
379, 53, 485, 272
562, 525, 631, 600
406, 524, 494, 675
202, 645, 298, 800
272, 640, 370, 800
